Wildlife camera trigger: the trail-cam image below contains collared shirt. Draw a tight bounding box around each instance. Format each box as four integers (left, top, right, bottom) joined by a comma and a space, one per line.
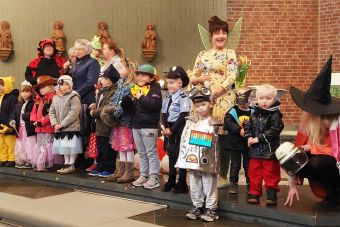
162, 88, 191, 122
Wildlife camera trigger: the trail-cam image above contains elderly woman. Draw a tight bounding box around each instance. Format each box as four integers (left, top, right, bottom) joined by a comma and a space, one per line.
191, 16, 238, 187
63, 47, 77, 75
72, 39, 100, 167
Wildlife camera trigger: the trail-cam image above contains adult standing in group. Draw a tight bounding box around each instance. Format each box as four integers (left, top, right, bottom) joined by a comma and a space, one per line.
25, 38, 65, 85
72, 39, 100, 168
190, 16, 238, 187
101, 40, 128, 77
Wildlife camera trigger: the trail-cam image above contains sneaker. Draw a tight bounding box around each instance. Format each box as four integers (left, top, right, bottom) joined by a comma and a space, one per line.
89, 170, 100, 176
143, 176, 160, 189
229, 183, 238, 194
22, 163, 32, 169
98, 171, 113, 178
6, 161, 15, 167
132, 175, 148, 187
201, 209, 219, 222
266, 188, 277, 205
247, 194, 260, 204
15, 164, 24, 169
86, 163, 97, 172
217, 177, 229, 189
186, 207, 203, 220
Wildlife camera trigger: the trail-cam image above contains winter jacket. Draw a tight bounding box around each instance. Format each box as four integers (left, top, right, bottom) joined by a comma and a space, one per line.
30, 92, 55, 133
244, 101, 284, 159
132, 82, 162, 129
49, 91, 81, 132
224, 105, 252, 151
25, 54, 65, 85
72, 54, 100, 104
91, 84, 117, 137
0, 77, 19, 135
10, 97, 36, 137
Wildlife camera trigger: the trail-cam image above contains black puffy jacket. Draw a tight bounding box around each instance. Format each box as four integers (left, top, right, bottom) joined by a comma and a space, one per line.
10, 98, 36, 137
244, 101, 284, 159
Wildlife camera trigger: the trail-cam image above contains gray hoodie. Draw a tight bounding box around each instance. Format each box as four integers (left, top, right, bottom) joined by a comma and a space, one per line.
49, 90, 81, 132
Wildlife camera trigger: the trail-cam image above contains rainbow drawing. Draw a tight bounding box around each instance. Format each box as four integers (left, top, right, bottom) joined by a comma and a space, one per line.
189, 130, 213, 148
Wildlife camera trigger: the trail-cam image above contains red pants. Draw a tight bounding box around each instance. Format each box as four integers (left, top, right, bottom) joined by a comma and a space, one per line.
249, 158, 281, 196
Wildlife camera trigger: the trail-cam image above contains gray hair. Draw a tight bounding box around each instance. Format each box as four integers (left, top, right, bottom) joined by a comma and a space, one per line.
68, 46, 76, 55
74, 39, 93, 55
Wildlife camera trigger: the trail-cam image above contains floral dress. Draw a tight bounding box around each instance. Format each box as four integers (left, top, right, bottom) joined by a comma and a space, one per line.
192, 48, 238, 128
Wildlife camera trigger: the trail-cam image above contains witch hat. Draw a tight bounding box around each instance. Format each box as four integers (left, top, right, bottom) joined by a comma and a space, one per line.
290, 55, 340, 115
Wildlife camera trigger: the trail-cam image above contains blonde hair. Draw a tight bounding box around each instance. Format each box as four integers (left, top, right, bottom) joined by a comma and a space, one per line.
256, 84, 277, 100
300, 112, 337, 145
74, 39, 92, 55
126, 58, 138, 85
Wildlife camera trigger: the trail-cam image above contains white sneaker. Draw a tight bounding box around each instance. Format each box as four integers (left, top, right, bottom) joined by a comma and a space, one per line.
143, 176, 160, 189
132, 175, 148, 187
201, 209, 219, 222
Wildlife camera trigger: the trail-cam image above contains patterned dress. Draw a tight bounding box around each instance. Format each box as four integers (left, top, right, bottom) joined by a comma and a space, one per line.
191, 48, 238, 129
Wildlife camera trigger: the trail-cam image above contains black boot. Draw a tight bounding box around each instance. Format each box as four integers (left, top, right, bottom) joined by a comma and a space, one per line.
173, 180, 189, 194
266, 188, 278, 205
0, 161, 7, 167
162, 181, 175, 192
5, 161, 15, 167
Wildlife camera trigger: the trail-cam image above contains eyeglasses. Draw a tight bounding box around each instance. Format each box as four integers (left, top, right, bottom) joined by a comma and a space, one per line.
188, 87, 211, 98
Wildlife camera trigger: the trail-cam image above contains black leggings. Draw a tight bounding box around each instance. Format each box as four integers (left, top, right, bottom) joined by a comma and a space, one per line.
297, 154, 340, 189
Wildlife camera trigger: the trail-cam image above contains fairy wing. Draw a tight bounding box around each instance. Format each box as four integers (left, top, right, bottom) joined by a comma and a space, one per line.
226, 17, 243, 50
198, 24, 211, 50
198, 17, 243, 50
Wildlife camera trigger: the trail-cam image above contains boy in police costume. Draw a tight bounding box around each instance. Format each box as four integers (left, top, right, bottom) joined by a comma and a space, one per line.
161, 66, 191, 193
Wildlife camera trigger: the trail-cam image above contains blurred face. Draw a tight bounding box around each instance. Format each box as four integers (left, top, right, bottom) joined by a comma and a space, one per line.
21, 90, 32, 101
59, 82, 72, 93
135, 73, 152, 87
0, 84, 4, 94
194, 101, 212, 118
257, 93, 275, 109
39, 85, 53, 96
75, 45, 86, 58
100, 77, 112, 88
102, 44, 115, 60
43, 44, 54, 57
69, 52, 77, 63
211, 29, 228, 50
166, 78, 182, 94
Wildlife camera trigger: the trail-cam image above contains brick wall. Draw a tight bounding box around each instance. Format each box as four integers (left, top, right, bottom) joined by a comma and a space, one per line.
226, 0, 320, 125
319, 0, 340, 71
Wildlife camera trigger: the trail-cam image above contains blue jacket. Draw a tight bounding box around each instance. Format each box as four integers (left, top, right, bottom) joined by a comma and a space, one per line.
72, 55, 100, 104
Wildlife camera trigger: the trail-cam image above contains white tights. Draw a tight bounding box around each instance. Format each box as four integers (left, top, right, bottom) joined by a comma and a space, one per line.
64, 154, 78, 166
119, 150, 134, 163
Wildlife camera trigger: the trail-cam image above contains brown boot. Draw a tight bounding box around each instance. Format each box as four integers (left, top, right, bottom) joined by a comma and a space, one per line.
117, 162, 135, 183
106, 162, 125, 182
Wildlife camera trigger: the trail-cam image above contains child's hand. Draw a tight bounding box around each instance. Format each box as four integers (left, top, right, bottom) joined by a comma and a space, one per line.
135, 91, 143, 100
162, 128, 172, 136
55, 124, 62, 130
88, 103, 96, 111
252, 137, 259, 144
240, 128, 245, 137
301, 145, 311, 152
247, 137, 253, 147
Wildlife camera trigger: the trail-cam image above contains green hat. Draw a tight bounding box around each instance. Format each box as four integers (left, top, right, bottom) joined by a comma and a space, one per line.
91, 35, 102, 50
135, 64, 159, 81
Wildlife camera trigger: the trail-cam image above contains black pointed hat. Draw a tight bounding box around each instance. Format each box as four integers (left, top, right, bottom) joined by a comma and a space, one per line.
290, 55, 340, 115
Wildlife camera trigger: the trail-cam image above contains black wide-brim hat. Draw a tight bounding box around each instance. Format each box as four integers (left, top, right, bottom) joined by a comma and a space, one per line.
290, 55, 340, 115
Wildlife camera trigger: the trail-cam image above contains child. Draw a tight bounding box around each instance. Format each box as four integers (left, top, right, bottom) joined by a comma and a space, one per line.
10, 81, 36, 168
0, 76, 18, 167
30, 75, 62, 171
244, 84, 284, 205
161, 66, 191, 193
107, 60, 136, 183
130, 64, 162, 189
49, 75, 82, 174
176, 88, 220, 222
89, 65, 120, 177
224, 87, 252, 194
